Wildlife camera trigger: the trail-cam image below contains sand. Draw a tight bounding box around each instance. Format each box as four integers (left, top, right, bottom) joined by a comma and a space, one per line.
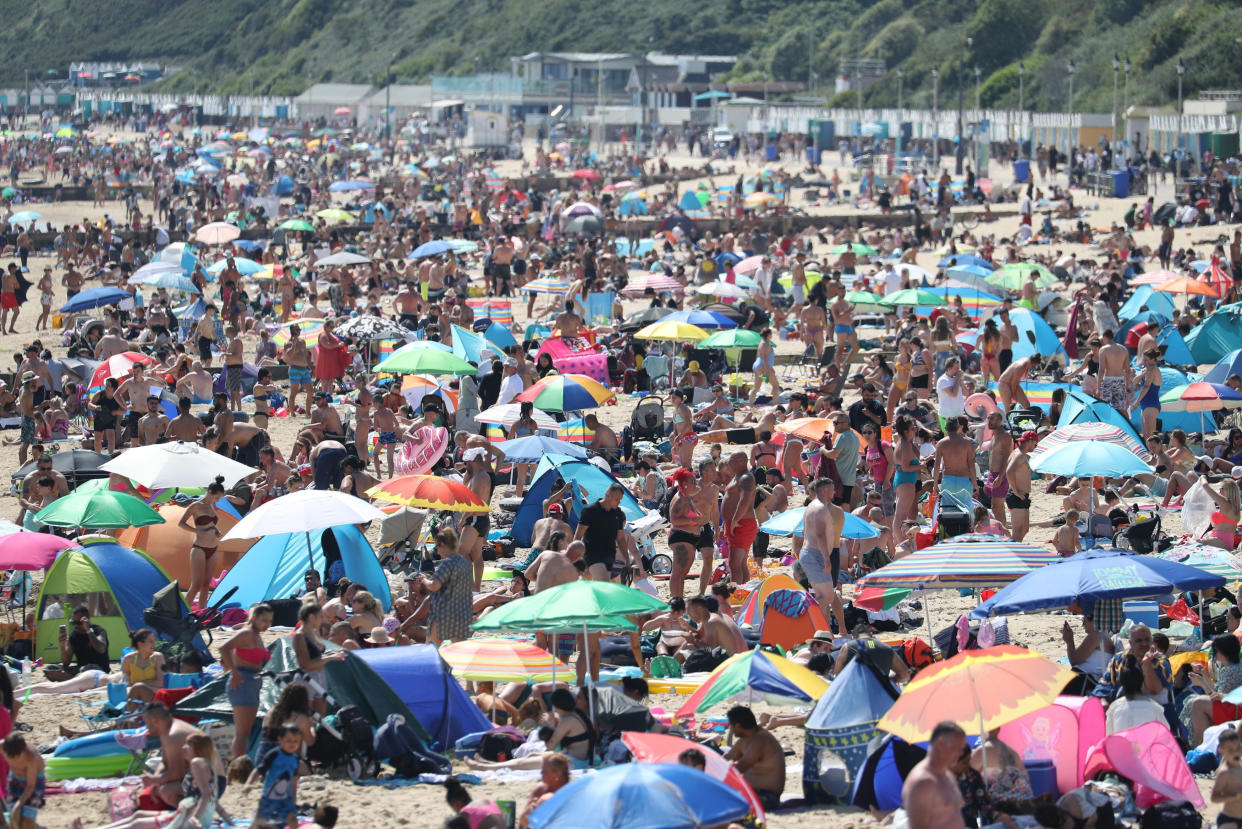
0, 135, 1223, 827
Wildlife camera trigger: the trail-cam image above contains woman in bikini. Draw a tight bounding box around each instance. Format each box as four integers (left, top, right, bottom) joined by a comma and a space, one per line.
891, 415, 922, 536
250, 367, 276, 431
887, 340, 913, 420
978, 319, 1002, 387
1201, 479, 1242, 551
670, 388, 697, 470
507, 401, 540, 497
347, 591, 384, 641
748, 328, 780, 406
930, 316, 957, 379
219, 603, 273, 759
352, 387, 372, 464
909, 337, 932, 400
121, 628, 165, 703
177, 477, 227, 612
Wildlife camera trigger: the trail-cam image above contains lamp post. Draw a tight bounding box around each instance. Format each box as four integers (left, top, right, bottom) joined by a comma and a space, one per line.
1066, 60, 1076, 158
896, 68, 903, 111
973, 66, 981, 112
1111, 54, 1120, 146
385, 52, 396, 144
1123, 57, 1131, 153
932, 67, 940, 166
1176, 57, 1186, 187
1017, 62, 1025, 146
956, 36, 971, 174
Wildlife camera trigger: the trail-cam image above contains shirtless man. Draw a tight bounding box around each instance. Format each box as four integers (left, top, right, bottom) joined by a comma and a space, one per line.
829, 287, 857, 369
799, 299, 828, 361
394, 281, 422, 330
490, 236, 514, 297
724, 706, 786, 813
176, 360, 214, 405
701, 405, 783, 444
667, 469, 702, 600
141, 703, 206, 808
1136, 319, 1160, 358
693, 459, 722, 595
1005, 430, 1037, 542
93, 326, 129, 360
222, 325, 245, 411
526, 539, 585, 594
933, 416, 977, 514
902, 721, 968, 829
685, 596, 746, 656
529, 502, 572, 554
136, 396, 170, 446
294, 392, 343, 460
428, 257, 447, 302
802, 477, 847, 636
996, 354, 1039, 412
0, 265, 18, 333
194, 305, 218, 367
283, 323, 313, 415
720, 452, 758, 583
17, 454, 68, 527
553, 301, 582, 340
166, 397, 206, 443
370, 395, 401, 477
584, 413, 618, 462
459, 448, 495, 590
983, 410, 1014, 531
789, 256, 808, 307
250, 446, 292, 508
1097, 329, 1131, 412
996, 306, 1018, 372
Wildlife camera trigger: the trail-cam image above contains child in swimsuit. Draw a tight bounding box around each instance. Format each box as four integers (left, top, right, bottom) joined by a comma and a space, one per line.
1052, 510, 1081, 558
3, 734, 45, 829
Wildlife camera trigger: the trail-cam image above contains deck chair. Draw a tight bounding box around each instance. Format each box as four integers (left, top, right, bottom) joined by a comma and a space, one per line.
76, 682, 133, 732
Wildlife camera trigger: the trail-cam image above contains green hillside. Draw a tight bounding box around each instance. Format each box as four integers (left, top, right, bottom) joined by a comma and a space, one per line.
4, 0, 1241, 112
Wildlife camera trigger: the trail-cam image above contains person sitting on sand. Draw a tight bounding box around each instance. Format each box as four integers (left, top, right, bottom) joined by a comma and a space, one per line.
519, 753, 571, 829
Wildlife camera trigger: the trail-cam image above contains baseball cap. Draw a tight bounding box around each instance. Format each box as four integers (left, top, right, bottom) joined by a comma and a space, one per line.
1019, 430, 1038, 444
547, 503, 564, 515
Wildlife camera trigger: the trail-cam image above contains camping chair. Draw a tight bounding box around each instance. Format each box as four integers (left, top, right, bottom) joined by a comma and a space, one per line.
642, 354, 670, 391
143, 580, 235, 659
0, 572, 31, 622
75, 682, 134, 732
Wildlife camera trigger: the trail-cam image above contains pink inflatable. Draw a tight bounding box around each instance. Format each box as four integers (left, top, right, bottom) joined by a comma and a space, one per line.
1083, 721, 1204, 809
395, 426, 449, 475
537, 338, 610, 385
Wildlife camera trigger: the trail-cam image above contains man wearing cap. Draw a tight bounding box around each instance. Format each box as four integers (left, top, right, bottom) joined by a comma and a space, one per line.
530, 500, 571, 556
459, 448, 497, 591
1005, 431, 1038, 542
933, 416, 977, 515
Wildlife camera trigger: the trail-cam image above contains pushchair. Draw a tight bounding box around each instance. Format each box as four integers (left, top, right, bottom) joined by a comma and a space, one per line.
143, 580, 236, 662
1112, 508, 1171, 554
1005, 407, 1042, 436
631, 396, 665, 442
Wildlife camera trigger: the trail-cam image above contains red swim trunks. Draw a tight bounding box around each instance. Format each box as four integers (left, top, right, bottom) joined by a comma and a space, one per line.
0, 292, 16, 310
725, 517, 758, 550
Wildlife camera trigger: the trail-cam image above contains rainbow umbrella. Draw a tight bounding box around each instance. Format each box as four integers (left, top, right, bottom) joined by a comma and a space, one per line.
521, 276, 571, 294
1032, 421, 1151, 463
1159, 381, 1242, 413
400, 374, 459, 412
634, 320, 709, 341
878, 645, 1074, 741
659, 309, 737, 330
516, 373, 615, 412
675, 648, 828, 718
271, 318, 325, 348
557, 416, 595, 444
366, 474, 489, 513
439, 637, 567, 682
860, 535, 1059, 590
476, 403, 559, 430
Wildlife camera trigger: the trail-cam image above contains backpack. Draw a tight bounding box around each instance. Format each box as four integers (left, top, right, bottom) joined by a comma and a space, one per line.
683, 647, 728, 674
477, 731, 526, 762
902, 638, 936, 674
1138, 801, 1201, 829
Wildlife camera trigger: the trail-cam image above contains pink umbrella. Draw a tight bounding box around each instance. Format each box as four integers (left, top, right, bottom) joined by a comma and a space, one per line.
620, 731, 766, 823
0, 532, 72, 570
733, 254, 765, 275
1129, 269, 1185, 286
621, 273, 687, 294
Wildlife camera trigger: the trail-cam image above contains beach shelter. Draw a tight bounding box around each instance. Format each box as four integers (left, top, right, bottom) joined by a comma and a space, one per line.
851, 735, 927, 812
755, 589, 830, 650
209, 524, 391, 611
804, 660, 900, 804
33, 536, 205, 663
1007, 308, 1065, 361
354, 645, 490, 748
675, 648, 828, 718
1118, 285, 1175, 321
677, 191, 702, 212
1205, 348, 1242, 384
1186, 311, 1242, 364
511, 462, 645, 546
998, 695, 1104, 797
117, 503, 255, 588
272, 175, 295, 195
1082, 721, 1204, 809
736, 573, 806, 626
1057, 389, 1146, 444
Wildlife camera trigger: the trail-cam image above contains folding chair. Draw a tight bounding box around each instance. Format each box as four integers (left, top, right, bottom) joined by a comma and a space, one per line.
76, 682, 134, 732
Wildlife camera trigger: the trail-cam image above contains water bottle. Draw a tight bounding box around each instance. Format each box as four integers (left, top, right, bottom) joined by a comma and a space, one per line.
20, 658, 30, 675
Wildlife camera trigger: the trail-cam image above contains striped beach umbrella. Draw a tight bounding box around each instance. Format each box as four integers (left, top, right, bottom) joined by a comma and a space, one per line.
522, 276, 571, 294
859, 535, 1060, 590
1159, 381, 1242, 413
675, 649, 828, 718
1156, 543, 1242, 581
88, 351, 156, 393
516, 374, 615, 412
439, 638, 568, 682
271, 318, 325, 348
400, 374, 459, 413
1032, 421, 1151, 463
477, 403, 559, 430
622, 273, 686, 295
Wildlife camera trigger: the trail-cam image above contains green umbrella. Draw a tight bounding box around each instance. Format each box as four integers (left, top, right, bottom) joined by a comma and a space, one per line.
880, 288, 947, 307
828, 242, 878, 256
700, 329, 762, 349
472, 580, 666, 632
1, 187, 16, 198
35, 490, 165, 529
374, 348, 478, 376
845, 290, 888, 312
986, 263, 1058, 292
280, 218, 315, 232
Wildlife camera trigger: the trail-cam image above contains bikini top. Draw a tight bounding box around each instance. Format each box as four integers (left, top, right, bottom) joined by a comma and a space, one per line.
194, 514, 218, 528
235, 647, 270, 666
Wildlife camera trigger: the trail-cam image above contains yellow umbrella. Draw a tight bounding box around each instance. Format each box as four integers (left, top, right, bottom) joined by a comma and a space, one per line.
634, 320, 709, 341
316, 208, 356, 224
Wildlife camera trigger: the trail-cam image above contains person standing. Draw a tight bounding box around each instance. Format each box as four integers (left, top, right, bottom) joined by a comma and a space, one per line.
574, 483, 629, 583
459, 448, 496, 590
314, 320, 346, 397
721, 453, 758, 583
284, 323, 313, 415
223, 325, 245, 411
423, 529, 473, 645
802, 477, 847, 636
1004, 431, 1038, 542
984, 410, 1014, 532
219, 604, 273, 759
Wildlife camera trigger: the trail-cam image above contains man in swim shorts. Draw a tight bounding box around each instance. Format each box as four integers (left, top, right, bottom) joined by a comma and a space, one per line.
1005, 430, 1037, 541
1097, 328, 1131, 411
801, 477, 847, 635
934, 416, 977, 514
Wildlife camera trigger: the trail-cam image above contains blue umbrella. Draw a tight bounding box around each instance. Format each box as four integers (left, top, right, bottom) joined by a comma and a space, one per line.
9, 210, 41, 224
660, 309, 738, 330
135, 273, 200, 293
483, 321, 517, 348
528, 762, 750, 829
760, 507, 881, 539
495, 435, 587, 463
410, 240, 455, 259
62, 286, 132, 313
233, 239, 264, 253
1205, 348, 1242, 385
938, 254, 994, 271
1029, 441, 1152, 478
327, 179, 375, 192
970, 548, 1223, 618
206, 257, 267, 276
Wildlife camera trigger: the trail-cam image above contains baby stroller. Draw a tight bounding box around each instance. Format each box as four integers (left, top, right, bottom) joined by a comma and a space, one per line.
305, 703, 380, 782
631, 396, 665, 442
1005, 407, 1042, 436
143, 580, 235, 661
1112, 508, 1171, 554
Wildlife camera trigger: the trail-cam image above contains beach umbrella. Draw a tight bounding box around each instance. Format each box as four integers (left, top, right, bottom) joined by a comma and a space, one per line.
1154, 276, 1219, 298
829, 242, 878, 256
101, 441, 257, 489
1130, 269, 1185, 286
516, 374, 615, 412
476, 403, 559, 430
88, 351, 156, 391
35, 489, 165, 529
314, 251, 371, 267
760, 507, 882, 540
62, 286, 133, 313
775, 417, 836, 442
1028, 441, 1152, 478
399, 374, 459, 412
733, 255, 764, 276
521, 276, 571, 294
937, 254, 994, 270
675, 648, 828, 718
1204, 348, 1242, 384
0, 531, 73, 570
695, 281, 750, 300
744, 191, 776, 208
845, 290, 888, 313
880, 288, 946, 308
334, 315, 409, 342
496, 434, 588, 463
985, 263, 1057, 291
194, 222, 240, 245
620, 307, 676, 332
620, 732, 766, 823
700, 329, 761, 349
1031, 421, 1151, 463
475, 580, 666, 631
279, 218, 315, 232
206, 257, 268, 276
222, 489, 386, 541
1159, 381, 1242, 413
528, 762, 750, 829
568, 170, 601, 181
565, 215, 604, 235
634, 320, 709, 341
9, 210, 41, 224
439, 638, 568, 682
620, 274, 685, 295
366, 475, 489, 513
658, 309, 737, 330
970, 548, 1223, 618
944, 266, 995, 293
860, 536, 1060, 590
374, 348, 477, 376
410, 240, 456, 259
1156, 543, 1242, 581
327, 180, 375, 192
877, 645, 1074, 742
270, 318, 325, 348
129, 261, 184, 283
315, 208, 355, 224
557, 416, 595, 444
134, 272, 199, 293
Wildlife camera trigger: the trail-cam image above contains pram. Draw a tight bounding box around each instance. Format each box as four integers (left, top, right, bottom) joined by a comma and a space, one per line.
630, 396, 665, 442
142, 581, 236, 662
1111, 507, 1172, 554
1005, 407, 1042, 436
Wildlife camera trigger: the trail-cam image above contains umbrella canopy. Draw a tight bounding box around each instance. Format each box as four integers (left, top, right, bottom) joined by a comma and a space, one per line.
829, 242, 878, 255
676, 648, 828, 718
700, 328, 762, 349
620, 732, 765, 823
986, 263, 1058, 291
129, 261, 185, 283
194, 222, 240, 245
222, 490, 387, 541
88, 351, 156, 391
496, 434, 588, 463
35, 490, 165, 529
314, 208, 356, 224
374, 348, 477, 376
410, 240, 456, 259
0, 532, 73, 570
334, 315, 409, 342
878, 645, 1074, 741
366, 475, 489, 513
846, 290, 889, 313
565, 215, 604, 234
621, 274, 686, 295
521, 276, 572, 294
476, 403, 559, 430
938, 254, 994, 270
1028, 441, 1153, 478
1206, 348, 1242, 384
100, 441, 257, 488
1156, 542, 1242, 581
860, 536, 1060, 590
1155, 276, 1219, 298
695, 281, 750, 300
133, 272, 199, 293
776, 417, 835, 442
314, 251, 371, 267
880, 288, 947, 308
473, 580, 666, 633
528, 762, 750, 829
399, 374, 459, 412
9, 210, 41, 224
516, 373, 616, 412
439, 638, 567, 682
658, 309, 737, 330
279, 218, 315, 232
1031, 422, 1151, 463
1159, 381, 1242, 413
1130, 269, 1184, 286
760, 507, 881, 539
62, 286, 132, 313
634, 320, 709, 341
970, 548, 1224, 618
568, 170, 601, 182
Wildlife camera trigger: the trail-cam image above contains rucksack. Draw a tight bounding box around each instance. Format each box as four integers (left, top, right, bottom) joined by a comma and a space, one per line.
902, 638, 936, 674
373, 713, 450, 777
683, 647, 728, 674
477, 731, 526, 762
1138, 801, 1201, 829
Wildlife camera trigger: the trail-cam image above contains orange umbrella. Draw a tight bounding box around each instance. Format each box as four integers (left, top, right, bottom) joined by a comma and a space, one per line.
1154, 276, 1219, 298
878, 645, 1074, 742
365, 474, 489, 513
776, 417, 836, 442
1129, 269, 1184, 286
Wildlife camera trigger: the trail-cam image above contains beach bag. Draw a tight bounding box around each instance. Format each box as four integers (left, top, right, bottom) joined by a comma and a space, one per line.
902, 638, 936, 673
683, 647, 728, 674
1139, 801, 1201, 829
477, 730, 526, 762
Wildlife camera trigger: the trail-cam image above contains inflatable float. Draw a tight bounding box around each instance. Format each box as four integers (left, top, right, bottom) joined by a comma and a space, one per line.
46, 728, 151, 779
395, 426, 448, 475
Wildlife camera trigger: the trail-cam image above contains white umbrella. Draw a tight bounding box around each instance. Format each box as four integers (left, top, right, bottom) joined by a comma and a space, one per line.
128, 261, 184, 284
316, 251, 372, 267
476, 403, 559, 430
695, 281, 749, 300
221, 489, 387, 542
101, 441, 257, 488
195, 222, 241, 245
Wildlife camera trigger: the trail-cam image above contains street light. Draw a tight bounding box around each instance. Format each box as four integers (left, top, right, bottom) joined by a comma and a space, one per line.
896, 68, 903, 111
973, 66, 981, 112
1067, 60, 1076, 157
956, 36, 971, 174
1111, 54, 1120, 146
1123, 57, 1131, 152
1176, 57, 1186, 186
932, 67, 940, 166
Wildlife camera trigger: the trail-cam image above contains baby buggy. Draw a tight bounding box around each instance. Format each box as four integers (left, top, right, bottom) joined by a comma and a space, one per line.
1112, 508, 1171, 554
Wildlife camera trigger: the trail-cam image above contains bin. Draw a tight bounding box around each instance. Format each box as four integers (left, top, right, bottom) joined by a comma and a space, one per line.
1013, 160, 1030, 183
1110, 170, 1130, 198
765, 144, 779, 162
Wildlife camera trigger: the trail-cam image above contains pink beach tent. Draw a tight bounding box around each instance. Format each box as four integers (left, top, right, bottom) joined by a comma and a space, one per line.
1082, 721, 1204, 809
998, 695, 1104, 796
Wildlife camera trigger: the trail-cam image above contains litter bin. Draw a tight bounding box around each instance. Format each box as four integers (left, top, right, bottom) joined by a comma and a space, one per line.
1013, 159, 1030, 183
1110, 169, 1130, 198
765, 144, 779, 162
806, 147, 821, 165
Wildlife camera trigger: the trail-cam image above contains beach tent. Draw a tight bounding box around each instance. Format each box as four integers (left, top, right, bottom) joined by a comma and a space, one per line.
354, 645, 490, 748
1118, 286, 1175, 321
33, 536, 205, 663
272, 175, 295, 196
117, 502, 254, 588
851, 735, 926, 812
1008, 308, 1065, 362
511, 462, 645, 546
736, 574, 808, 626
1206, 348, 1242, 384
998, 695, 1104, 797
1186, 311, 1242, 364
678, 191, 702, 212
1057, 389, 1147, 443
1083, 721, 1204, 809
209, 524, 391, 611
804, 660, 900, 804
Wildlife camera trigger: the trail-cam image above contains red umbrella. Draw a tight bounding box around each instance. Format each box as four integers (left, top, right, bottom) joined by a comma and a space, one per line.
333, 106, 352, 115
0, 531, 73, 570
619, 731, 766, 823
570, 169, 600, 180
89, 351, 156, 392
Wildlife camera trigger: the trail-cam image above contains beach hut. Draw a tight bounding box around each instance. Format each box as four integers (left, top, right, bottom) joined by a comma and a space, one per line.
803, 660, 900, 803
